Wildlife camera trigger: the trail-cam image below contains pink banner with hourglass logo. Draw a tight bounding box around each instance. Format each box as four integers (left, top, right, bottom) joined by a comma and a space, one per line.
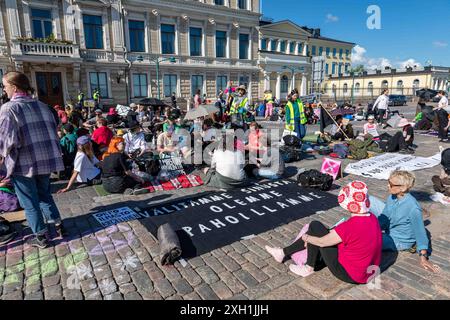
321, 157, 342, 181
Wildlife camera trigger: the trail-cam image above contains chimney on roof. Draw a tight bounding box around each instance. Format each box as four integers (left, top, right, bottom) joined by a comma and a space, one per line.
314, 29, 321, 37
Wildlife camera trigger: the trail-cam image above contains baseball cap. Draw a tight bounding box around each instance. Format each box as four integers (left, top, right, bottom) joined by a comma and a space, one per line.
95, 109, 102, 114
76, 135, 91, 146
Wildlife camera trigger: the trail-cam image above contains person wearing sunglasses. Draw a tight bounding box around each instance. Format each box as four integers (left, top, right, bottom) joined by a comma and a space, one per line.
369, 170, 440, 273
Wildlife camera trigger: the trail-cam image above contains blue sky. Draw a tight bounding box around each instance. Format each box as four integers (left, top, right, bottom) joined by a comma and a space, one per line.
262, 0, 450, 68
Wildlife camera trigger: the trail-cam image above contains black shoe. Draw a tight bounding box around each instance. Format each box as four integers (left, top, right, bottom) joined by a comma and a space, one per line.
0, 232, 16, 246
55, 224, 68, 239
26, 235, 48, 249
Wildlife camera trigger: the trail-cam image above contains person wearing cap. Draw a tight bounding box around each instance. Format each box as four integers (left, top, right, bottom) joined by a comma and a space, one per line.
60, 124, 78, 179
106, 107, 120, 126
83, 109, 104, 129
266, 181, 382, 284
58, 136, 102, 194
227, 85, 248, 128
157, 124, 178, 155
369, 171, 440, 273
116, 129, 125, 137
123, 121, 147, 157
363, 114, 380, 140
386, 118, 414, 154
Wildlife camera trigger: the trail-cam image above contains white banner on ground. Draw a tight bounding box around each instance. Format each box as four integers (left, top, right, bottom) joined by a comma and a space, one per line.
344, 152, 442, 180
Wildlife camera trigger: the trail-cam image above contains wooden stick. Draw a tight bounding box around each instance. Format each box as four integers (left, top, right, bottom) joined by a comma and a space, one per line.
320, 105, 350, 140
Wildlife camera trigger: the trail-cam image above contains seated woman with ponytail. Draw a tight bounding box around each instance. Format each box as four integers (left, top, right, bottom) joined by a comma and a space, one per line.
101, 137, 147, 195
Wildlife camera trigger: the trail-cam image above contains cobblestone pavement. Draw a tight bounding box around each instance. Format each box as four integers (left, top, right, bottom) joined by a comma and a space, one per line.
1, 109, 450, 300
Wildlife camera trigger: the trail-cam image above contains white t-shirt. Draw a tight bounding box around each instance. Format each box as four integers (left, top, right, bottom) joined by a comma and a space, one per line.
373, 94, 389, 110
124, 132, 147, 154
212, 149, 246, 181
438, 96, 449, 111
73, 152, 100, 183
363, 123, 379, 137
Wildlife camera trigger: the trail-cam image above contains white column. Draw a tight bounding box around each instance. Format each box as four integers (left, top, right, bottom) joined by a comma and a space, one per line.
301, 74, 307, 96
302, 42, 308, 56
0, 3, 6, 42
263, 71, 270, 91
22, 2, 32, 38
52, 1, 62, 39
102, 7, 111, 51
291, 73, 296, 92
111, 1, 124, 51
275, 73, 281, 100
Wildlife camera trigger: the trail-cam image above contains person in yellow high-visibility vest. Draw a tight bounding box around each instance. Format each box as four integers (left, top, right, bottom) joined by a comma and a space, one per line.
285, 90, 307, 143
227, 85, 248, 128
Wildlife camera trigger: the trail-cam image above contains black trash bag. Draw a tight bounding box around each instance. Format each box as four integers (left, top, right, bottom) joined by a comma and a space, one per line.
297, 169, 333, 191
283, 135, 301, 147
280, 146, 301, 163
0, 218, 16, 244
157, 223, 182, 266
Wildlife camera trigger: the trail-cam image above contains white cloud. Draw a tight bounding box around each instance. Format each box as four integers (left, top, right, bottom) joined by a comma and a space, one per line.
351, 45, 421, 70
433, 41, 448, 48
326, 14, 339, 23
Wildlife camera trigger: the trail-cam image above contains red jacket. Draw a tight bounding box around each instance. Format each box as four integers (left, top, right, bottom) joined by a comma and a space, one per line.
92, 126, 113, 148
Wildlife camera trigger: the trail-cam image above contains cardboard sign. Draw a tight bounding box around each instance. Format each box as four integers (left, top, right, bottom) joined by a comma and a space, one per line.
84, 99, 96, 108
159, 154, 186, 180
321, 157, 342, 180
93, 207, 141, 227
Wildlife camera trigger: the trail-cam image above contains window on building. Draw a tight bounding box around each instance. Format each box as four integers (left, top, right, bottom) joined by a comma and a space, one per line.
355, 82, 360, 93
413, 79, 420, 90
161, 24, 175, 54
338, 64, 342, 75
133, 73, 148, 98
289, 42, 295, 54
326, 47, 330, 56
368, 82, 374, 95
214, 0, 224, 5
333, 48, 337, 57
31, 8, 53, 39
239, 76, 249, 88
239, 33, 249, 59
318, 47, 323, 56
311, 45, 316, 56
129, 20, 145, 52
332, 63, 336, 75
216, 31, 227, 57
238, 0, 247, 9
325, 63, 329, 74
280, 40, 286, 53
260, 38, 267, 51
164, 74, 177, 97
89, 72, 108, 98
345, 49, 350, 58
270, 39, 277, 51
280, 75, 289, 94
332, 84, 336, 93
191, 75, 204, 95
83, 15, 103, 49
217, 75, 228, 94
339, 49, 343, 59
190, 27, 202, 56
298, 43, 303, 55
381, 80, 389, 89
343, 83, 348, 94
397, 80, 404, 93
345, 64, 349, 72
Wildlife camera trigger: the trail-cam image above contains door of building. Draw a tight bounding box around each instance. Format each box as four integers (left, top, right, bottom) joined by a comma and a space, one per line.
35, 72, 64, 107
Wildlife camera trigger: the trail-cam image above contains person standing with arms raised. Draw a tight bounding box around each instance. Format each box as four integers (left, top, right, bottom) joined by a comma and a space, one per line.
0, 72, 65, 248
373, 89, 389, 128
285, 90, 308, 144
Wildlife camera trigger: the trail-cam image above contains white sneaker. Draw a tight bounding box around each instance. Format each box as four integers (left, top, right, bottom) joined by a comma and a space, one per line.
265, 246, 285, 263
289, 264, 315, 277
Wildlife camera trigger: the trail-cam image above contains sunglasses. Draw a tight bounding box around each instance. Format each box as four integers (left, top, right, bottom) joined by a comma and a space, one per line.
388, 180, 403, 188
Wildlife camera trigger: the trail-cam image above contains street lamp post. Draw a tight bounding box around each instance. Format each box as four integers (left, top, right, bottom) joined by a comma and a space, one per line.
149, 56, 177, 100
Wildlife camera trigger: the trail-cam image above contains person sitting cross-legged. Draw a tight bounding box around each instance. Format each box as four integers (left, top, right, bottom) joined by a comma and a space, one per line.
369, 170, 440, 273
265, 181, 382, 284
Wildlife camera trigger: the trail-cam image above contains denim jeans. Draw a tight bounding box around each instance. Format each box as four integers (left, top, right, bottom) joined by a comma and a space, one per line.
11, 174, 62, 235
293, 120, 306, 142
369, 195, 413, 252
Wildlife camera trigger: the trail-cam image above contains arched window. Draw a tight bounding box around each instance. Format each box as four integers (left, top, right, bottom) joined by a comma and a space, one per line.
343, 83, 348, 94
368, 82, 374, 96
355, 82, 360, 94
397, 80, 404, 94
332, 84, 336, 93
413, 79, 420, 91
381, 80, 389, 89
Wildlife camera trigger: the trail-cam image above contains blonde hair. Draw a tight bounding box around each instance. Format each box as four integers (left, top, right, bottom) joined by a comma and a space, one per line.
390, 170, 415, 192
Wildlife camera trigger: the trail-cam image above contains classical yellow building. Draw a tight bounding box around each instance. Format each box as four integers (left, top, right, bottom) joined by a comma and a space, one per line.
324, 66, 450, 103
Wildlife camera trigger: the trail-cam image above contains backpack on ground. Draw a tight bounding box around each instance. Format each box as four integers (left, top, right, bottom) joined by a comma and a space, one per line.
280, 146, 301, 163
297, 169, 334, 191
333, 144, 349, 159
283, 135, 301, 147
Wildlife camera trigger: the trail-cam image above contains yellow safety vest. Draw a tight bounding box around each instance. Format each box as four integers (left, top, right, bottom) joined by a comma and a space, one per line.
285, 99, 307, 131
229, 97, 248, 115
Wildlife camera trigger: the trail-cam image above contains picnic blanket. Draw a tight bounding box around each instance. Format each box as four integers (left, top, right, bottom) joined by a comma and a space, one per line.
144, 174, 204, 193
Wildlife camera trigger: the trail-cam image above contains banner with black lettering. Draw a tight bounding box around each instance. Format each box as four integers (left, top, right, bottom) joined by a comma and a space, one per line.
138, 180, 337, 258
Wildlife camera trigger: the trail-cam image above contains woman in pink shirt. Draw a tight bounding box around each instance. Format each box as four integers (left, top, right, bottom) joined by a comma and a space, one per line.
194, 89, 202, 109
266, 181, 382, 284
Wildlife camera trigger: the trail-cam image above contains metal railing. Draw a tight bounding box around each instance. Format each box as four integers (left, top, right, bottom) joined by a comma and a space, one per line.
12, 40, 80, 58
